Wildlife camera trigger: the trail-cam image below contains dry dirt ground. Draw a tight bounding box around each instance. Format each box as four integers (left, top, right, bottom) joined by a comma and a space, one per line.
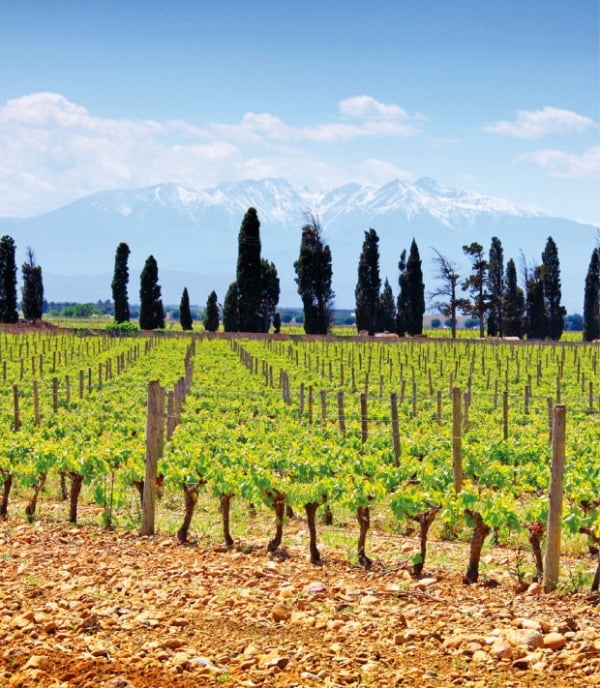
1, 507, 599, 688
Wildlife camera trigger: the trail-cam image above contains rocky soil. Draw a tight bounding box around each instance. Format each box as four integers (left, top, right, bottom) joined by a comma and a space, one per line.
1, 513, 599, 688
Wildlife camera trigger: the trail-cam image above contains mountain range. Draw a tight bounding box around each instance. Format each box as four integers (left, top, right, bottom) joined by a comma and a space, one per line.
0, 177, 596, 314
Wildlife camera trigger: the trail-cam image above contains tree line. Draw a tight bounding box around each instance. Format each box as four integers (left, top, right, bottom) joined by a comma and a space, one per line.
0, 211, 597, 342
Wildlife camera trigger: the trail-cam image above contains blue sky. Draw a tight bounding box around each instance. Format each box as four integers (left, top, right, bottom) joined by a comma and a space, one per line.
0, 0, 598, 223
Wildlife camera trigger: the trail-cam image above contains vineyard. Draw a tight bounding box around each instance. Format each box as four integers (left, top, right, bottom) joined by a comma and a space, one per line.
1, 328, 599, 687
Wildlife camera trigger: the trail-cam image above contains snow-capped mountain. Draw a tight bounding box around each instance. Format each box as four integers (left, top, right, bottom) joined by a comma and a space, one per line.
0, 177, 594, 313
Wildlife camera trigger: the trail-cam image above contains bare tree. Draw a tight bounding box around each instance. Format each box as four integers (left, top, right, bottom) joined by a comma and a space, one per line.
429, 248, 468, 339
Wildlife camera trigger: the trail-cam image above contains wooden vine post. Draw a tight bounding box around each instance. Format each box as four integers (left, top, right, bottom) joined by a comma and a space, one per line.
390, 392, 400, 466
543, 404, 566, 593
452, 387, 462, 494
141, 381, 165, 536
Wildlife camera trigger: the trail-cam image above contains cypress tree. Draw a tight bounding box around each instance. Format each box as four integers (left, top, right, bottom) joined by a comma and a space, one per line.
583, 248, 600, 341
355, 229, 381, 335
0, 235, 18, 323
139, 255, 164, 330
487, 237, 504, 336
396, 249, 409, 336
377, 278, 396, 332
461, 242, 489, 338
111, 242, 130, 323
204, 290, 220, 332
236, 207, 262, 332
525, 266, 547, 339
21, 247, 44, 321
259, 259, 280, 332
503, 258, 524, 337
179, 287, 193, 331
405, 239, 425, 335
294, 216, 334, 334
222, 282, 239, 332
541, 236, 565, 340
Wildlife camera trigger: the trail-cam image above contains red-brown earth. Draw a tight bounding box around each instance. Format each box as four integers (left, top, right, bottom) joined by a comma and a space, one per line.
1, 505, 599, 688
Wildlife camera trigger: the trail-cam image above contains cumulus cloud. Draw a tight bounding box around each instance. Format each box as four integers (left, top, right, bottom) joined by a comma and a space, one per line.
211, 95, 425, 143
0, 92, 427, 215
484, 106, 596, 139
518, 145, 600, 178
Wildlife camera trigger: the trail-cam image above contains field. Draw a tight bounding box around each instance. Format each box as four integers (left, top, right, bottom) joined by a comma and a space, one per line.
0, 328, 599, 687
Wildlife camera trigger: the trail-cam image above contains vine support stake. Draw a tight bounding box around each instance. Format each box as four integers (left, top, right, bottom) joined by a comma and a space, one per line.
337, 391, 346, 436
390, 392, 400, 466
360, 393, 368, 444
543, 404, 566, 593
452, 387, 462, 494
141, 380, 165, 537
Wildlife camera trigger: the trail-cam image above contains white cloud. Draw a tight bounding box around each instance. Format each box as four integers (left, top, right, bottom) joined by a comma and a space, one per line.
518, 144, 600, 178
484, 106, 596, 139
211, 96, 425, 144
0, 92, 427, 215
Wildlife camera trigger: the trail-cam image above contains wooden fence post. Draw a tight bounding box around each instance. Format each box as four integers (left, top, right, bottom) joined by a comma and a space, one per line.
452, 387, 462, 494
391, 392, 400, 466
141, 381, 165, 536
33, 380, 40, 427
337, 391, 346, 436
12, 384, 20, 431
360, 393, 368, 444
543, 404, 566, 593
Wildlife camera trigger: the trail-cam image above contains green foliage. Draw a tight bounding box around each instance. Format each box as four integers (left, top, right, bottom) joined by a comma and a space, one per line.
397, 239, 425, 335
503, 258, 524, 337
259, 259, 280, 332
104, 321, 138, 334
294, 216, 334, 334
204, 290, 219, 332
526, 265, 547, 339
236, 207, 262, 332
461, 242, 489, 338
377, 278, 396, 333
21, 247, 44, 321
541, 236, 566, 340
222, 281, 239, 332
355, 228, 381, 335
139, 255, 164, 330
487, 237, 504, 337
179, 287, 193, 331
0, 235, 18, 323
111, 242, 130, 323
583, 247, 600, 341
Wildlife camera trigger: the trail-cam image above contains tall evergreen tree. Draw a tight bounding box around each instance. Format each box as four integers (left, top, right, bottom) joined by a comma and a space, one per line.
139, 255, 164, 330
294, 217, 334, 334
355, 229, 381, 335
583, 247, 600, 341
487, 237, 504, 336
259, 259, 280, 332
503, 258, 524, 337
396, 249, 409, 336
111, 242, 130, 323
179, 287, 193, 331
21, 247, 44, 321
377, 278, 396, 332
541, 236, 565, 340
236, 207, 262, 332
461, 242, 489, 338
404, 239, 425, 335
525, 266, 547, 339
204, 290, 220, 332
0, 235, 18, 323
222, 281, 239, 332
